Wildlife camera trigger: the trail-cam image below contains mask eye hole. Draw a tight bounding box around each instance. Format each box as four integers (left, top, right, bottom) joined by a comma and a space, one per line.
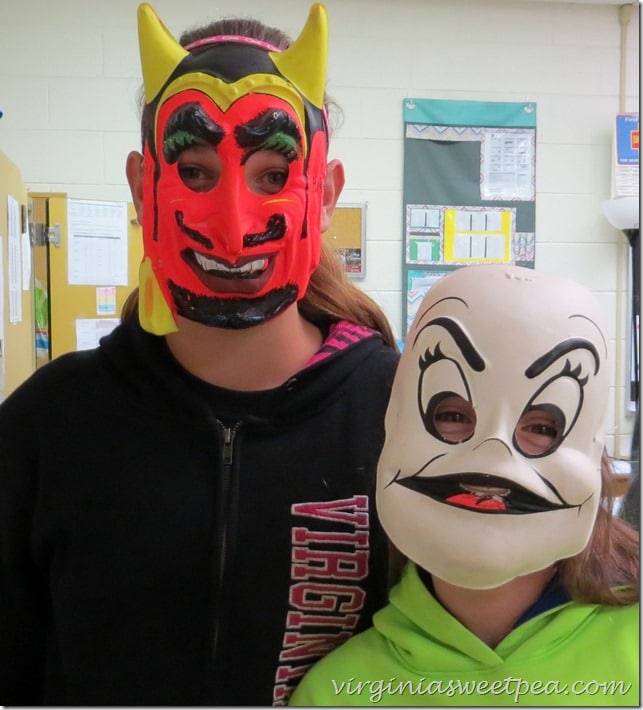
513, 405, 565, 457
176, 145, 222, 193
244, 151, 290, 195
428, 393, 476, 444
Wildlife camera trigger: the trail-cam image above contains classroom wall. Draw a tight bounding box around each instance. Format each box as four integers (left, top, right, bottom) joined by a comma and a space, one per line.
0, 0, 639, 455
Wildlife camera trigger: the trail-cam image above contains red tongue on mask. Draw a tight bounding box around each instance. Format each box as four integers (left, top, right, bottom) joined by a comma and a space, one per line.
446, 493, 507, 511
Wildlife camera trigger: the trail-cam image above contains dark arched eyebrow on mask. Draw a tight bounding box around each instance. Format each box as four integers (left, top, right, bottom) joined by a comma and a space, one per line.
235, 109, 302, 163
162, 103, 225, 163
412, 316, 485, 373
525, 338, 601, 378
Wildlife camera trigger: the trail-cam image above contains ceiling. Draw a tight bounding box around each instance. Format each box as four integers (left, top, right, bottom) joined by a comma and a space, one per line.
523, 0, 638, 4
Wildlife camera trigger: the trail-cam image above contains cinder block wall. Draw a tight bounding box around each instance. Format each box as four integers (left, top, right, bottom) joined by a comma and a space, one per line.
0, 0, 639, 454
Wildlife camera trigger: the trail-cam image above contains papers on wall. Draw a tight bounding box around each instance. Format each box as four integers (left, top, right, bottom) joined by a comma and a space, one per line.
7, 195, 21, 323
96, 286, 117, 315
67, 199, 128, 286
75, 318, 120, 350
481, 129, 535, 201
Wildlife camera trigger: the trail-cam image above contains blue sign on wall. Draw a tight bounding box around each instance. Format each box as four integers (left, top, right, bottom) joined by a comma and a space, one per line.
616, 114, 639, 165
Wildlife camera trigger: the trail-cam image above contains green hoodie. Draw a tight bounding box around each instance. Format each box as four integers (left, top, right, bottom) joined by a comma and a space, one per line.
290, 562, 639, 706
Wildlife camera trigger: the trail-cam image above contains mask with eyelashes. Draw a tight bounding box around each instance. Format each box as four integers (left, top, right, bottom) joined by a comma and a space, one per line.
376, 264, 610, 589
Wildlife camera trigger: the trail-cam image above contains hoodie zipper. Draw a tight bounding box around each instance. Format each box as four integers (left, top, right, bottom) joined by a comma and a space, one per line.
217, 425, 236, 585
210, 421, 240, 681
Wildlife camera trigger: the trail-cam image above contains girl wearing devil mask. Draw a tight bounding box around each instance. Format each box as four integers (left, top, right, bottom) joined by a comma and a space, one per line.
0, 4, 398, 706
291, 264, 639, 706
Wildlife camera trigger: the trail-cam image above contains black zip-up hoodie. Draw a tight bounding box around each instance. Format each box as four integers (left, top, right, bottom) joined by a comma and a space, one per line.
0, 318, 399, 706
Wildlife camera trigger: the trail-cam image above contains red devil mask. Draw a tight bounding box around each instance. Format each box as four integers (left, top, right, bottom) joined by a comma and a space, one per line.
136, 3, 329, 332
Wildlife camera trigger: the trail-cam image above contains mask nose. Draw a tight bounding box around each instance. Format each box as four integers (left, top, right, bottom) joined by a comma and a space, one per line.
208, 173, 247, 261
473, 437, 514, 457
472, 410, 515, 457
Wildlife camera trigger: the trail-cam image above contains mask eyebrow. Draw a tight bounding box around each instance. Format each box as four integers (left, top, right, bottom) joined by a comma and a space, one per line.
412, 317, 485, 372
525, 338, 601, 378
163, 103, 224, 163
235, 109, 302, 163
569, 313, 608, 357
413, 295, 468, 333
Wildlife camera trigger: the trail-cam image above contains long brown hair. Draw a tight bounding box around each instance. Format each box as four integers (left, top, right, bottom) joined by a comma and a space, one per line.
559, 452, 639, 605
300, 244, 396, 347
127, 14, 396, 349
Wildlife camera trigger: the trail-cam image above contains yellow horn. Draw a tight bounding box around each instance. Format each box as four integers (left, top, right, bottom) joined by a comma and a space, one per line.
137, 3, 189, 104
271, 4, 328, 109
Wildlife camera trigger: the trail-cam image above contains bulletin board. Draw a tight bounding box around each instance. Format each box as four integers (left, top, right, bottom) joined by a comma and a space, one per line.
402, 98, 537, 335
323, 203, 366, 278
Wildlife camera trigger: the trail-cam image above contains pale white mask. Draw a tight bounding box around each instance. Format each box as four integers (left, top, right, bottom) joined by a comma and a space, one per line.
377, 264, 609, 589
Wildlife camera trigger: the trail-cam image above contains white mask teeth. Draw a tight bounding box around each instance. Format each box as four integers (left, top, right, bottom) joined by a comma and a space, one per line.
194, 251, 267, 275
461, 483, 511, 498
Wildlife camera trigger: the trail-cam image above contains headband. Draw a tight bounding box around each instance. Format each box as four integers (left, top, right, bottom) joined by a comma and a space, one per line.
184, 35, 282, 52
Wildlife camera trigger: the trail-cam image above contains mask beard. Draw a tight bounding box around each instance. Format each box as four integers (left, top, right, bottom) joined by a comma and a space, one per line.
168, 280, 298, 329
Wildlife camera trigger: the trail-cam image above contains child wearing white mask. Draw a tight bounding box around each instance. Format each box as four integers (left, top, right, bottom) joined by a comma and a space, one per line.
291, 264, 639, 707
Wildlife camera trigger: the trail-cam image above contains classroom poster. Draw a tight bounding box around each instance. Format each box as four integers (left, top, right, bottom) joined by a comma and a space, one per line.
614, 112, 639, 198
402, 98, 537, 334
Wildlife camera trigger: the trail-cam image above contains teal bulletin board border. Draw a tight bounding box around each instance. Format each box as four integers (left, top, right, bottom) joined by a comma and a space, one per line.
404, 98, 537, 128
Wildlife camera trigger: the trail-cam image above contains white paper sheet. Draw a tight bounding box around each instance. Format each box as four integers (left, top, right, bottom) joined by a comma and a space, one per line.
68, 199, 128, 286
75, 318, 121, 350
7, 195, 22, 323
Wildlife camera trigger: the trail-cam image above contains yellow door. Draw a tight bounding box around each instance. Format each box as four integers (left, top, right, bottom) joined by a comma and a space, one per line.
29, 193, 142, 362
